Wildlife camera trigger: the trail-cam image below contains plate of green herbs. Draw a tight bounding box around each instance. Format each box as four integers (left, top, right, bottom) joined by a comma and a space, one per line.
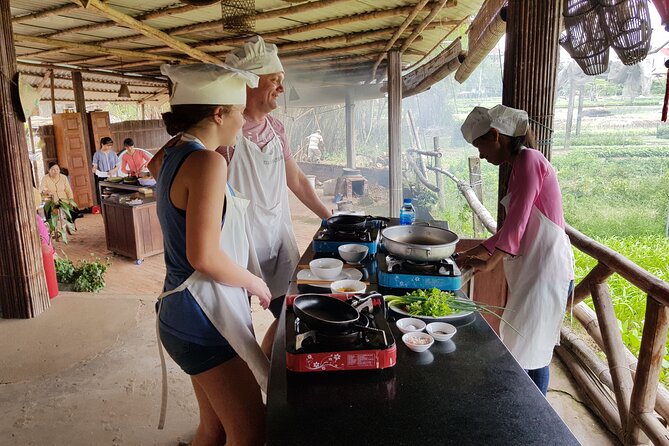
385, 288, 503, 322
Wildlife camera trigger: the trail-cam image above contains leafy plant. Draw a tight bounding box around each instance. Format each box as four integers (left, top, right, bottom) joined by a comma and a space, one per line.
43, 199, 77, 243
73, 256, 109, 293
55, 254, 110, 293
54, 255, 75, 283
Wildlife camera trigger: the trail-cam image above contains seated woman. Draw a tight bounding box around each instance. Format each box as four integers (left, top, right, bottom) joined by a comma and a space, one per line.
40, 162, 82, 228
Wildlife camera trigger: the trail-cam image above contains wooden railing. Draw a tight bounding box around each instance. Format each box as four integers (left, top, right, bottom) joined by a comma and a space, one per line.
559, 224, 669, 445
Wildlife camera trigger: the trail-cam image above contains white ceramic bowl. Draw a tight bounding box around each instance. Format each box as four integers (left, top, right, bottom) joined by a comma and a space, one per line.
396, 317, 427, 334
338, 244, 369, 264
330, 279, 366, 295
402, 332, 434, 352
138, 177, 156, 187
309, 258, 344, 280
426, 322, 457, 342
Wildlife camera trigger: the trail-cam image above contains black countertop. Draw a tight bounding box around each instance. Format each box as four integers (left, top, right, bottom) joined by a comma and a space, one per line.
266, 224, 580, 446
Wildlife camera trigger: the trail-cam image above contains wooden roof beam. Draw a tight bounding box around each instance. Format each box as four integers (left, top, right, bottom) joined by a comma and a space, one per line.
12, 3, 80, 24
71, 0, 223, 64
16, 61, 167, 84
15, 34, 177, 63
33, 83, 157, 95
280, 38, 424, 62
370, 0, 433, 80
42, 97, 138, 103
40, 4, 200, 39
404, 14, 469, 71
19, 69, 164, 87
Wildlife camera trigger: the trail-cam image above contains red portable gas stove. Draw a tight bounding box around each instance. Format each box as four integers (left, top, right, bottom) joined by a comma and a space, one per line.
285, 293, 396, 373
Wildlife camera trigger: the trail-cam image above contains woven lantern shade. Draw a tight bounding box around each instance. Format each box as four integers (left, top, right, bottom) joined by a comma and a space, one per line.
222, 0, 255, 34
599, 0, 652, 65
561, 0, 610, 75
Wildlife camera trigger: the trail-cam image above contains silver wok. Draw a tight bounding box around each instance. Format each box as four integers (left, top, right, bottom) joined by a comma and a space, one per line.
381, 225, 459, 262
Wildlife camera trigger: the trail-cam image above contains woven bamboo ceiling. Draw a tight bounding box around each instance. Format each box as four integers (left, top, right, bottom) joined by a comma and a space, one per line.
10, 0, 485, 103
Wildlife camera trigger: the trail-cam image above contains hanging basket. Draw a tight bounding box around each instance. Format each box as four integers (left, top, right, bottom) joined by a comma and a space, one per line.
564, 5, 609, 57
560, 32, 610, 75
599, 0, 652, 65
563, 0, 598, 17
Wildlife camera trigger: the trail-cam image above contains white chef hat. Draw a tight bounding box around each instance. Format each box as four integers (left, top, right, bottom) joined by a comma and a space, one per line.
160, 63, 258, 106
461, 104, 529, 144
225, 35, 284, 75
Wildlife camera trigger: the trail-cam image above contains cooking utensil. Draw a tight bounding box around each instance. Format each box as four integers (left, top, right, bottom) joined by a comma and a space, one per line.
326, 215, 389, 232
381, 225, 459, 262
292, 293, 378, 332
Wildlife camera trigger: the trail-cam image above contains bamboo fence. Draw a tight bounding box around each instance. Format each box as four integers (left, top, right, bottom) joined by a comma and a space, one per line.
0, 0, 49, 318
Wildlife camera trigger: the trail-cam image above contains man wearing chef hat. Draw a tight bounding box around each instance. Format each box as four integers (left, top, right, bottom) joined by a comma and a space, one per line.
222, 36, 332, 356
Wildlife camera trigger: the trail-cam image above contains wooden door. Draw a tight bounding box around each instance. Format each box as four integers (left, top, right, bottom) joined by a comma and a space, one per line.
53, 113, 94, 208
88, 111, 112, 155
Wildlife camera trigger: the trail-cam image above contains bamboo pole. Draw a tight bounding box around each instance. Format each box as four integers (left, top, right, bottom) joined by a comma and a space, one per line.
571, 262, 614, 306
405, 14, 470, 71
629, 297, 669, 443
555, 345, 625, 439
280, 39, 422, 62
388, 50, 403, 218
370, 0, 431, 81
15, 34, 176, 63
74, 0, 223, 65
434, 137, 445, 210
399, 0, 451, 53
0, 0, 50, 318
20, 69, 165, 88
590, 282, 637, 441
12, 4, 80, 23
50, 69, 56, 114
567, 225, 669, 307
345, 94, 355, 169
573, 303, 669, 423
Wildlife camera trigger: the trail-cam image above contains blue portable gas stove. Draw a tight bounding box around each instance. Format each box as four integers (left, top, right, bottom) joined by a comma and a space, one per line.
377, 251, 462, 291
311, 218, 385, 255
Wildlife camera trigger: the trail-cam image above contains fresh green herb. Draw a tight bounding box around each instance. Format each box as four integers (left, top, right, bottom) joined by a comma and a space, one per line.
54, 254, 110, 293
54, 255, 76, 283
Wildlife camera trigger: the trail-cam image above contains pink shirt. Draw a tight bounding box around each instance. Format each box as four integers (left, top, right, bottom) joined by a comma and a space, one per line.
121, 150, 152, 175
482, 148, 565, 256
218, 115, 292, 163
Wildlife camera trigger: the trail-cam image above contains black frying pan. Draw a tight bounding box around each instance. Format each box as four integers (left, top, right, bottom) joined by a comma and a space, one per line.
326, 215, 389, 232
293, 294, 371, 332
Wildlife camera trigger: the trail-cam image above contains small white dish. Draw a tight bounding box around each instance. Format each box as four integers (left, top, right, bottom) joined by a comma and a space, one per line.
309, 258, 344, 280
402, 332, 434, 352
396, 317, 427, 334
330, 279, 366, 295
296, 268, 363, 287
426, 322, 457, 342
338, 244, 369, 264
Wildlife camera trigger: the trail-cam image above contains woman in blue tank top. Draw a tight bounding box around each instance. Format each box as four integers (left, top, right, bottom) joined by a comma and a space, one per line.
153, 63, 270, 446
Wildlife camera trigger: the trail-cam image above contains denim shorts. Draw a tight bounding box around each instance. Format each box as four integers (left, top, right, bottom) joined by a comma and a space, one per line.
159, 327, 237, 375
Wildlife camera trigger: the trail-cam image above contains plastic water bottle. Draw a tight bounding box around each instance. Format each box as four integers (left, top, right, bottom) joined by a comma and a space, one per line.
399, 198, 416, 225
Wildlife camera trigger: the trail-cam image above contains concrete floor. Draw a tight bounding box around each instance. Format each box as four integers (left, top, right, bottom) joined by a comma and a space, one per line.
0, 189, 618, 445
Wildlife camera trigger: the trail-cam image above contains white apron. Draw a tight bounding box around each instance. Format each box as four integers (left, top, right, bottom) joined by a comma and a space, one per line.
155, 185, 269, 429
227, 118, 300, 298
498, 192, 574, 370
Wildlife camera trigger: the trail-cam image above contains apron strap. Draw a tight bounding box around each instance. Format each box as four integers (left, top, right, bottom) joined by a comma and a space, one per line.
156, 299, 168, 430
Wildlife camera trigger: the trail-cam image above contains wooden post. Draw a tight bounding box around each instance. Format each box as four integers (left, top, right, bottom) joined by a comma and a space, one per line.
499, 0, 561, 226
628, 296, 669, 444
590, 282, 639, 443
141, 102, 146, 121
565, 80, 575, 150
49, 69, 56, 114
576, 84, 585, 136
345, 94, 355, 169
468, 156, 484, 237
27, 116, 39, 184
433, 137, 444, 210
388, 50, 402, 218
0, 0, 49, 318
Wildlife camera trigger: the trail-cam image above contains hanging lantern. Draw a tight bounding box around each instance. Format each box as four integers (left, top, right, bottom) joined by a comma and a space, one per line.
117, 83, 131, 98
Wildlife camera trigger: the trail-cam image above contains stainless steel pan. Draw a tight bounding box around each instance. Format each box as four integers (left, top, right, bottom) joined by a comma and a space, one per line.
381, 225, 459, 262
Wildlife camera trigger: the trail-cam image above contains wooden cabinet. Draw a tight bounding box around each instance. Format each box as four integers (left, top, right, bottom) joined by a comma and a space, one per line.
100, 182, 163, 262
52, 113, 95, 208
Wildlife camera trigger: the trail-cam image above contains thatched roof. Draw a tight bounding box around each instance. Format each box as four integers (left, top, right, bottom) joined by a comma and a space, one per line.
10, 0, 484, 104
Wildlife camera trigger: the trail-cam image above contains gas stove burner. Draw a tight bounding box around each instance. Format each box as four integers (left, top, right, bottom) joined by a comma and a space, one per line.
385, 255, 458, 277
403, 260, 439, 274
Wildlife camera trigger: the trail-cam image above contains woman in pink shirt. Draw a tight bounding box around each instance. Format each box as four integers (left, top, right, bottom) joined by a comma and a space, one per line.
455, 105, 574, 396
120, 138, 152, 176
